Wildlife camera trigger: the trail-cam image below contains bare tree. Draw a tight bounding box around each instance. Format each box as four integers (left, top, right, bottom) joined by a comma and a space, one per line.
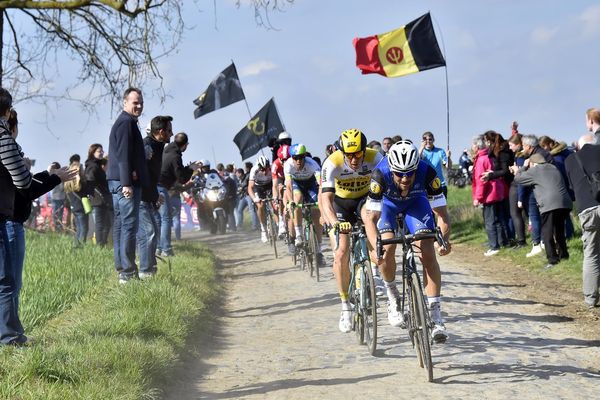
0, 0, 295, 111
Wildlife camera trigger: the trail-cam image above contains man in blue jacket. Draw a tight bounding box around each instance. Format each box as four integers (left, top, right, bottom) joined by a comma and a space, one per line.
107, 87, 150, 284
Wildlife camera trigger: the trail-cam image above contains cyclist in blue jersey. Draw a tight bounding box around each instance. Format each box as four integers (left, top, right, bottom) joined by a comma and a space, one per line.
367, 140, 451, 343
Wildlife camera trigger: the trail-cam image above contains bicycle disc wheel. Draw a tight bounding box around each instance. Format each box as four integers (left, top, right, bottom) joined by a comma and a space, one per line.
411, 272, 433, 382
363, 264, 378, 356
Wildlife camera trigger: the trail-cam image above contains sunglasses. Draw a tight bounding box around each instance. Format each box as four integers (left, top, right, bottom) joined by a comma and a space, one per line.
345, 151, 364, 160
292, 155, 305, 161
393, 170, 416, 178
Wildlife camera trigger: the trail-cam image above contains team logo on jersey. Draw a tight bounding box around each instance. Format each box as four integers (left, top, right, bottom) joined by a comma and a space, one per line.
370, 181, 382, 194
431, 177, 441, 190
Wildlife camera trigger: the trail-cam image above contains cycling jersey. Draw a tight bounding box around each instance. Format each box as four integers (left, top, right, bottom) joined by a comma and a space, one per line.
284, 156, 321, 183
367, 158, 446, 234
271, 158, 284, 181
249, 164, 273, 187
321, 148, 383, 199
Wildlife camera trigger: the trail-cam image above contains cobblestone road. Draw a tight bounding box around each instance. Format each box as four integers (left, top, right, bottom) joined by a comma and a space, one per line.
164, 231, 600, 399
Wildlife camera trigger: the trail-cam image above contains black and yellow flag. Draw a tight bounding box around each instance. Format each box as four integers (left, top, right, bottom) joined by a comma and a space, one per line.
233, 98, 284, 160
193, 63, 245, 119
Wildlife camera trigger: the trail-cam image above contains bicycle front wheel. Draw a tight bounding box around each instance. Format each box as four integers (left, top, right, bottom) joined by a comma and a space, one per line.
305, 226, 314, 278
267, 212, 278, 259
362, 264, 378, 356
308, 225, 319, 281
410, 272, 433, 382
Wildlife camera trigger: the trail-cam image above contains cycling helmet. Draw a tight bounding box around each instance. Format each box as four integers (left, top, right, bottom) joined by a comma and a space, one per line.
278, 131, 291, 140
339, 128, 366, 154
200, 159, 211, 168
387, 140, 420, 173
290, 143, 307, 157
257, 155, 269, 168
277, 144, 291, 161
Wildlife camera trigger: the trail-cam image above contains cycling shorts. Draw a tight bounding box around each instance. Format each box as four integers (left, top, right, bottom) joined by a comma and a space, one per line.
253, 185, 272, 200
292, 177, 319, 203
334, 195, 366, 226
377, 196, 435, 234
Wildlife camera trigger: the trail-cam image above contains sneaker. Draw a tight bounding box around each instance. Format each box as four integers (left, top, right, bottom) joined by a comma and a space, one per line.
118, 274, 137, 284
287, 243, 296, 255
339, 310, 352, 333
139, 271, 156, 280
295, 236, 304, 246
429, 302, 448, 343
160, 250, 175, 257
387, 298, 405, 328
544, 263, 557, 270
526, 244, 543, 258
261, 231, 268, 243
316, 252, 325, 267
484, 249, 500, 257
373, 274, 385, 297
9, 335, 34, 347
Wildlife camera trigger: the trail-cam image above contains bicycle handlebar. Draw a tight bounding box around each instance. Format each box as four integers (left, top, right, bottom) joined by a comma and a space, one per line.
376, 227, 447, 260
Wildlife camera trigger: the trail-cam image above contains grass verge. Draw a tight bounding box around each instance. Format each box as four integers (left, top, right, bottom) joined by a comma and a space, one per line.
0, 231, 218, 400
448, 185, 583, 288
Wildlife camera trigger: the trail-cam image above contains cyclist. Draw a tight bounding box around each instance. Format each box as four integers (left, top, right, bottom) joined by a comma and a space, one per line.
367, 140, 451, 343
320, 128, 385, 333
248, 155, 274, 243
284, 143, 325, 266
271, 144, 295, 242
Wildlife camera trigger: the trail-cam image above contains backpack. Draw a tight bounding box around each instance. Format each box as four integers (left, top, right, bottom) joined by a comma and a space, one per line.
63, 162, 82, 193
574, 153, 600, 202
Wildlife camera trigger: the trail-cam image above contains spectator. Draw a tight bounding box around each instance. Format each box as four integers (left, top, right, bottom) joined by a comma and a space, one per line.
382, 137, 393, 153
585, 108, 600, 143
539, 135, 575, 239
325, 144, 336, 159
419, 131, 451, 198
0, 87, 32, 345
235, 161, 259, 230
471, 135, 506, 256
481, 130, 513, 246
65, 154, 89, 247
507, 134, 528, 248
511, 121, 519, 137
49, 161, 66, 231
512, 153, 572, 269
367, 140, 382, 153
85, 144, 112, 246
521, 134, 553, 257
107, 87, 150, 284
391, 135, 403, 144
138, 115, 171, 278
565, 134, 600, 308
158, 132, 201, 256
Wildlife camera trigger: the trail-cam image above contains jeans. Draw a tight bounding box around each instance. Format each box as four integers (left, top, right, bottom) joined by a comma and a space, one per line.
235, 195, 258, 229
137, 202, 160, 273
0, 220, 25, 344
580, 206, 600, 307
109, 181, 141, 278
5, 221, 25, 317
509, 183, 527, 244
527, 191, 542, 245
51, 199, 65, 231
92, 206, 111, 246
72, 209, 89, 245
483, 202, 505, 250
158, 186, 173, 254
170, 193, 182, 241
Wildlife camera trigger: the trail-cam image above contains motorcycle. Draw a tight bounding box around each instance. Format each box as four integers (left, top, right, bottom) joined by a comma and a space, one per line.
193, 172, 230, 234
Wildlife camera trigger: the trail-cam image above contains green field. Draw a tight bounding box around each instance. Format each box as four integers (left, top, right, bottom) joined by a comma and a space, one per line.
0, 231, 217, 400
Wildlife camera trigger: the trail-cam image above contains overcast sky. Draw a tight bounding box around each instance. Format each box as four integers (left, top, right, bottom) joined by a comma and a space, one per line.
12, 0, 600, 169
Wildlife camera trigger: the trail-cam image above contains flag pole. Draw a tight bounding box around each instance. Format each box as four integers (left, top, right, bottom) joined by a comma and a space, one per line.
432, 14, 450, 152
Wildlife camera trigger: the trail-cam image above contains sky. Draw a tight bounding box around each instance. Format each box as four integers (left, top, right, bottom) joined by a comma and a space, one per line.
11, 0, 600, 170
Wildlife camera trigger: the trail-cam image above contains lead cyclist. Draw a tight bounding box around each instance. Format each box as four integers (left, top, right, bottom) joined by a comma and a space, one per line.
366, 140, 451, 343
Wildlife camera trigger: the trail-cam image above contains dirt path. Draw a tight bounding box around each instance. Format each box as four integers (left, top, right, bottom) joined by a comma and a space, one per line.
163, 231, 600, 399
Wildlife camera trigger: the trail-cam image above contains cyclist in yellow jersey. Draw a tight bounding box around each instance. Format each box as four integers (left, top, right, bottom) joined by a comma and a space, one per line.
319, 129, 384, 333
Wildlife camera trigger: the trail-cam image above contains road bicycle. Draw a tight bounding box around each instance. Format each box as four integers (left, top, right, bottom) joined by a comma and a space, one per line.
291, 202, 320, 281
376, 217, 447, 382
335, 221, 378, 355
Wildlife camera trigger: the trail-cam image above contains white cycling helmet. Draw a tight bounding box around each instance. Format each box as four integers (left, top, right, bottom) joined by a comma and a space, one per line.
387, 140, 420, 173
278, 131, 291, 140
200, 159, 211, 168
257, 155, 269, 168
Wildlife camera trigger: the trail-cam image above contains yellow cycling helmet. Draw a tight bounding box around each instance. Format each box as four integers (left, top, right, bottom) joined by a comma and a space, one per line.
339, 128, 367, 154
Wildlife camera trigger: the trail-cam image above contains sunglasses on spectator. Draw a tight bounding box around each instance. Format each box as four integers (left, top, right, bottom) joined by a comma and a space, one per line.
345, 151, 364, 160
393, 170, 416, 178
292, 155, 305, 161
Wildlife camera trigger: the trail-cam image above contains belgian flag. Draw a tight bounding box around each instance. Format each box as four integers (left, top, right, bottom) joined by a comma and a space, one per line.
353, 12, 445, 78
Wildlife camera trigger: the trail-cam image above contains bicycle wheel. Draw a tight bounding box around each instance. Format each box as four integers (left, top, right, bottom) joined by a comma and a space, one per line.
347, 269, 362, 342
305, 226, 314, 277
308, 225, 319, 281
362, 264, 378, 356
266, 211, 278, 259
410, 271, 433, 382
352, 265, 365, 345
